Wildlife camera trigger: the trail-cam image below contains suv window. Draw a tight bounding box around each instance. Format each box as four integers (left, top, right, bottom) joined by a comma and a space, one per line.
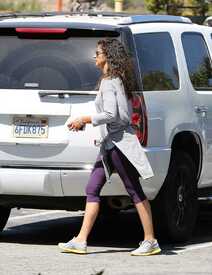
0, 29, 119, 91
182, 32, 212, 91
134, 32, 179, 91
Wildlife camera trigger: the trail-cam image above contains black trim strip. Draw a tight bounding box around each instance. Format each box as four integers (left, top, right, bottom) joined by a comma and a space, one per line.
0, 194, 86, 210
198, 187, 212, 197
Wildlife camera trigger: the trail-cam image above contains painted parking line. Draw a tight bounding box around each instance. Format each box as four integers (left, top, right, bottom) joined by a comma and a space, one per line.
174, 242, 212, 254
9, 210, 72, 221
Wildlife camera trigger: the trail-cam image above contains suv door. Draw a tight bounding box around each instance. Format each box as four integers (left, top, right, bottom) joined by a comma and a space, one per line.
181, 31, 212, 186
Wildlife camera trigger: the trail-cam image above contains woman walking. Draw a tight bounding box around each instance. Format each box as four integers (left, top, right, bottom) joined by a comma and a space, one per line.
58, 38, 161, 256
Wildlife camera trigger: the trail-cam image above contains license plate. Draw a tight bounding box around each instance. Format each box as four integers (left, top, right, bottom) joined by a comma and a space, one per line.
13, 117, 48, 138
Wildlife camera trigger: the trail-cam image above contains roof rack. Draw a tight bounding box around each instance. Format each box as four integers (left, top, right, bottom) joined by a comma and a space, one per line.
119, 14, 192, 25
0, 11, 138, 18
67, 12, 192, 24
0, 11, 64, 19
0, 11, 138, 20
0, 11, 192, 24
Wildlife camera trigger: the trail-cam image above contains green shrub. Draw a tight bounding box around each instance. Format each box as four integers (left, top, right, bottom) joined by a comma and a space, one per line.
124, 0, 145, 10
0, 0, 15, 11
105, 0, 114, 8
15, 0, 42, 12
0, 0, 42, 12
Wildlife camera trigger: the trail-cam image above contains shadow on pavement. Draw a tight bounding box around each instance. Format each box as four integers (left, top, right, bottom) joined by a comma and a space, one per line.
0, 211, 143, 247
0, 204, 212, 255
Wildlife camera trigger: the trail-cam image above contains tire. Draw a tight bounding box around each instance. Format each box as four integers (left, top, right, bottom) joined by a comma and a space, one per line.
99, 198, 120, 219
0, 206, 11, 232
152, 150, 198, 242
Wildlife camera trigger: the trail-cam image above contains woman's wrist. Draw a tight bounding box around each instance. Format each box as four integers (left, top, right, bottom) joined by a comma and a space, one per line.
81, 116, 91, 124
75, 117, 85, 127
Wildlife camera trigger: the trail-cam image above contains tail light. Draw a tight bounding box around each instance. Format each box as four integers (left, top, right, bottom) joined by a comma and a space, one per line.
15, 28, 67, 34
130, 93, 148, 146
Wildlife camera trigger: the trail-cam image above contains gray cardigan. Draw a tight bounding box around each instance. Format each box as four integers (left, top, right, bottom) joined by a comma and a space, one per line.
92, 77, 133, 150
91, 77, 154, 181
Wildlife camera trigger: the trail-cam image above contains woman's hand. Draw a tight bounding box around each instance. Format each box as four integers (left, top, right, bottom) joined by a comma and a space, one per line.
67, 117, 85, 131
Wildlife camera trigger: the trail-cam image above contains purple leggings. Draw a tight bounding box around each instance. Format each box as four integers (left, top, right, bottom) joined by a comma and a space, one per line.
86, 146, 146, 204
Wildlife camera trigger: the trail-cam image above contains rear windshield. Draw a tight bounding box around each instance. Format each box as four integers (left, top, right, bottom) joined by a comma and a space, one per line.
0, 28, 119, 91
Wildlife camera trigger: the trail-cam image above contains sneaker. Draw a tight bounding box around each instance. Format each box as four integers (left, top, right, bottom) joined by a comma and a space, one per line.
131, 239, 161, 256
58, 238, 87, 254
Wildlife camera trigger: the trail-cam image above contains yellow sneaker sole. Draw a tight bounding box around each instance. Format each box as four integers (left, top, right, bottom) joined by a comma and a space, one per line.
58, 244, 87, 254
131, 247, 161, 256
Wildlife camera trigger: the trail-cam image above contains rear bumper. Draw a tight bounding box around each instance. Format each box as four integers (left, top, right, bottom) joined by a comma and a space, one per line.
0, 168, 63, 196
0, 146, 171, 200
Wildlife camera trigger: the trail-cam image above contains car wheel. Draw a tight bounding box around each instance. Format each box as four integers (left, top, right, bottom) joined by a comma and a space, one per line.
99, 197, 120, 219
153, 150, 198, 242
0, 206, 11, 232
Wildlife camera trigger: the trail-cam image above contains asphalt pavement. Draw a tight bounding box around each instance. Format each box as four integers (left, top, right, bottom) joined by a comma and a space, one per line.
0, 205, 212, 275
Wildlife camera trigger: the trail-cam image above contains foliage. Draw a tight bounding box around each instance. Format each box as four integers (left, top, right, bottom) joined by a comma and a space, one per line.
142, 71, 176, 90
144, 0, 184, 15
189, 0, 209, 16
0, 1, 14, 11
124, 0, 145, 10
191, 57, 212, 89
15, 0, 42, 12
144, 0, 210, 15
0, 0, 42, 12
105, 0, 115, 8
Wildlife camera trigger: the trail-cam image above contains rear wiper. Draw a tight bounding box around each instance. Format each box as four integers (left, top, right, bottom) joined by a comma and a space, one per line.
39, 90, 97, 98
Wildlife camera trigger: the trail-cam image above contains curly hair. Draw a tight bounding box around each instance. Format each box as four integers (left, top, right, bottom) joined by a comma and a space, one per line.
97, 38, 138, 99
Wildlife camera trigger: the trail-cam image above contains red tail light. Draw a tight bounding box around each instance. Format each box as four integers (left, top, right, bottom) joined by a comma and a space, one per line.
130, 93, 148, 146
15, 28, 67, 34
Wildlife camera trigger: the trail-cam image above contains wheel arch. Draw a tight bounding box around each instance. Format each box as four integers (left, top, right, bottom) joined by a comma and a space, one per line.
171, 131, 202, 183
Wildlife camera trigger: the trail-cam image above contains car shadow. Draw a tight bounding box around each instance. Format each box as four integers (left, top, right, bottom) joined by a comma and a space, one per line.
0, 205, 212, 256
1, 211, 142, 247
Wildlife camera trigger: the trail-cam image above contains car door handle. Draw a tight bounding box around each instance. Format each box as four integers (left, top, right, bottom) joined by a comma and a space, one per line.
194, 106, 208, 114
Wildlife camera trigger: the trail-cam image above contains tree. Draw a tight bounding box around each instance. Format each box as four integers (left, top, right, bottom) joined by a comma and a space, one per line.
191, 57, 212, 89
145, 0, 210, 16
142, 71, 176, 90
144, 0, 184, 15
189, 0, 209, 16
15, 0, 41, 12
0, 0, 41, 12
0, 0, 14, 11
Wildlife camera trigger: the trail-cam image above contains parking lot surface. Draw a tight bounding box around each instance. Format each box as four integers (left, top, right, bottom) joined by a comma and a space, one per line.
0, 205, 212, 275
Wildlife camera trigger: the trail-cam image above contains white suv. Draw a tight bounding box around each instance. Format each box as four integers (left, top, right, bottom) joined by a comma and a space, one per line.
0, 12, 211, 241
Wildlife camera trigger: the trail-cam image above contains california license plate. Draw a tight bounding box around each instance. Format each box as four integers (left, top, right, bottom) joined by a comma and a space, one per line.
13, 117, 48, 138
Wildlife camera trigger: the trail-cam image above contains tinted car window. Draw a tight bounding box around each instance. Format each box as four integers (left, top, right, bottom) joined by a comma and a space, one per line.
134, 32, 179, 91
0, 29, 119, 91
182, 32, 212, 91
